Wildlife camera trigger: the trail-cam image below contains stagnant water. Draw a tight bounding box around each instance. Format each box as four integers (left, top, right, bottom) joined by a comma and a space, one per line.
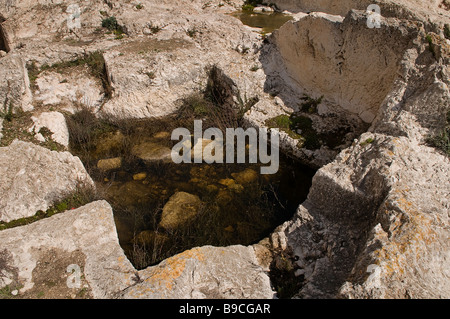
230, 11, 293, 33
67, 109, 316, 269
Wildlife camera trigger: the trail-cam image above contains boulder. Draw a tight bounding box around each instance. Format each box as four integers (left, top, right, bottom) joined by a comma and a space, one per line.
121, 245, 275, 299
274, 134, 450, 298
0, 140, 94, 223
29, 111, 69, 148
159, 192, 202, 230
0, 201, 137, 298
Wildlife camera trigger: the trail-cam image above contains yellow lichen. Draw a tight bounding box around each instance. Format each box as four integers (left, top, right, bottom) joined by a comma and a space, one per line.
143, 248, 205, 291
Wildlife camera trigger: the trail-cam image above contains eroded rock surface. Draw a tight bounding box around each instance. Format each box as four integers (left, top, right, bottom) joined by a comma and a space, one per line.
0, 140, 93, 223
0, 200, 137, 298
121, 245, 275, 299
0, 0, 448, 300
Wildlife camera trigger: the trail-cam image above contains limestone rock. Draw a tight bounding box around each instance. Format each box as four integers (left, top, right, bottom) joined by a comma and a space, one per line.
270, 0, 450, 29
33, 70, 105, 112
159, 192, 202, 230
0, 201, 137, 298
277, 133, 450, 298
0, 140, 94, 223
0, 55, 33, 113
121, 245, 275, 299
29, 111, 69, 148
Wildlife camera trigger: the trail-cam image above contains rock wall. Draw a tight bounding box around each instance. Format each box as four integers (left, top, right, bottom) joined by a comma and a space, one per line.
271, 0, 450, 29
271, 0, 371, 15
262, 11, 421, 124
266, 4, 450, 298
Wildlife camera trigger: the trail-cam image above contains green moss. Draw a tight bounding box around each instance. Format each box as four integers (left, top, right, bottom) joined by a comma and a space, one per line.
265, 113, 321, 149
242, 4, 255, 11
269, 114, 290, 129
0, 186, 97, 231
360, 137, 375, 147
265, 115, 302, 140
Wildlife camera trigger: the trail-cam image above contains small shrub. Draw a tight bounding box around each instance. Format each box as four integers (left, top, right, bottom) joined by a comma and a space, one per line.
426, 34, 436, 58
187, 28, 198, 38
145, 71, 156, 80
136, 3, 143, 10
0, 101, 14, 122
101, 16, 125, 36
300, 94, 323, 114
102, 16, 119, 31
242, 0, 263, 11
147, 23, 162, 34
242, 4, 255, 11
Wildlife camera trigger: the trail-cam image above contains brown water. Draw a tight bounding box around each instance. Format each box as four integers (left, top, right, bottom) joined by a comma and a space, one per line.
67, 111, 315, 269
230, 11, 293, 33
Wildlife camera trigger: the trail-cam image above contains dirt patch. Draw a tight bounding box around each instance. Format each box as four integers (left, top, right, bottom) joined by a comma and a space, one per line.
118, 38, 192, 55
20, 248, 93, 299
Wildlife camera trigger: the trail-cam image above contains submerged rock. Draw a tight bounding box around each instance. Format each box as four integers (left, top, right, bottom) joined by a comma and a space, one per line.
132, 172, 147, 181
231, 168, 259, 185
94, 131, 125, 158
218, 178, 244, 193
131, 141, 172, 163
97, 157, 122, 171
159, 192, 202, 230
